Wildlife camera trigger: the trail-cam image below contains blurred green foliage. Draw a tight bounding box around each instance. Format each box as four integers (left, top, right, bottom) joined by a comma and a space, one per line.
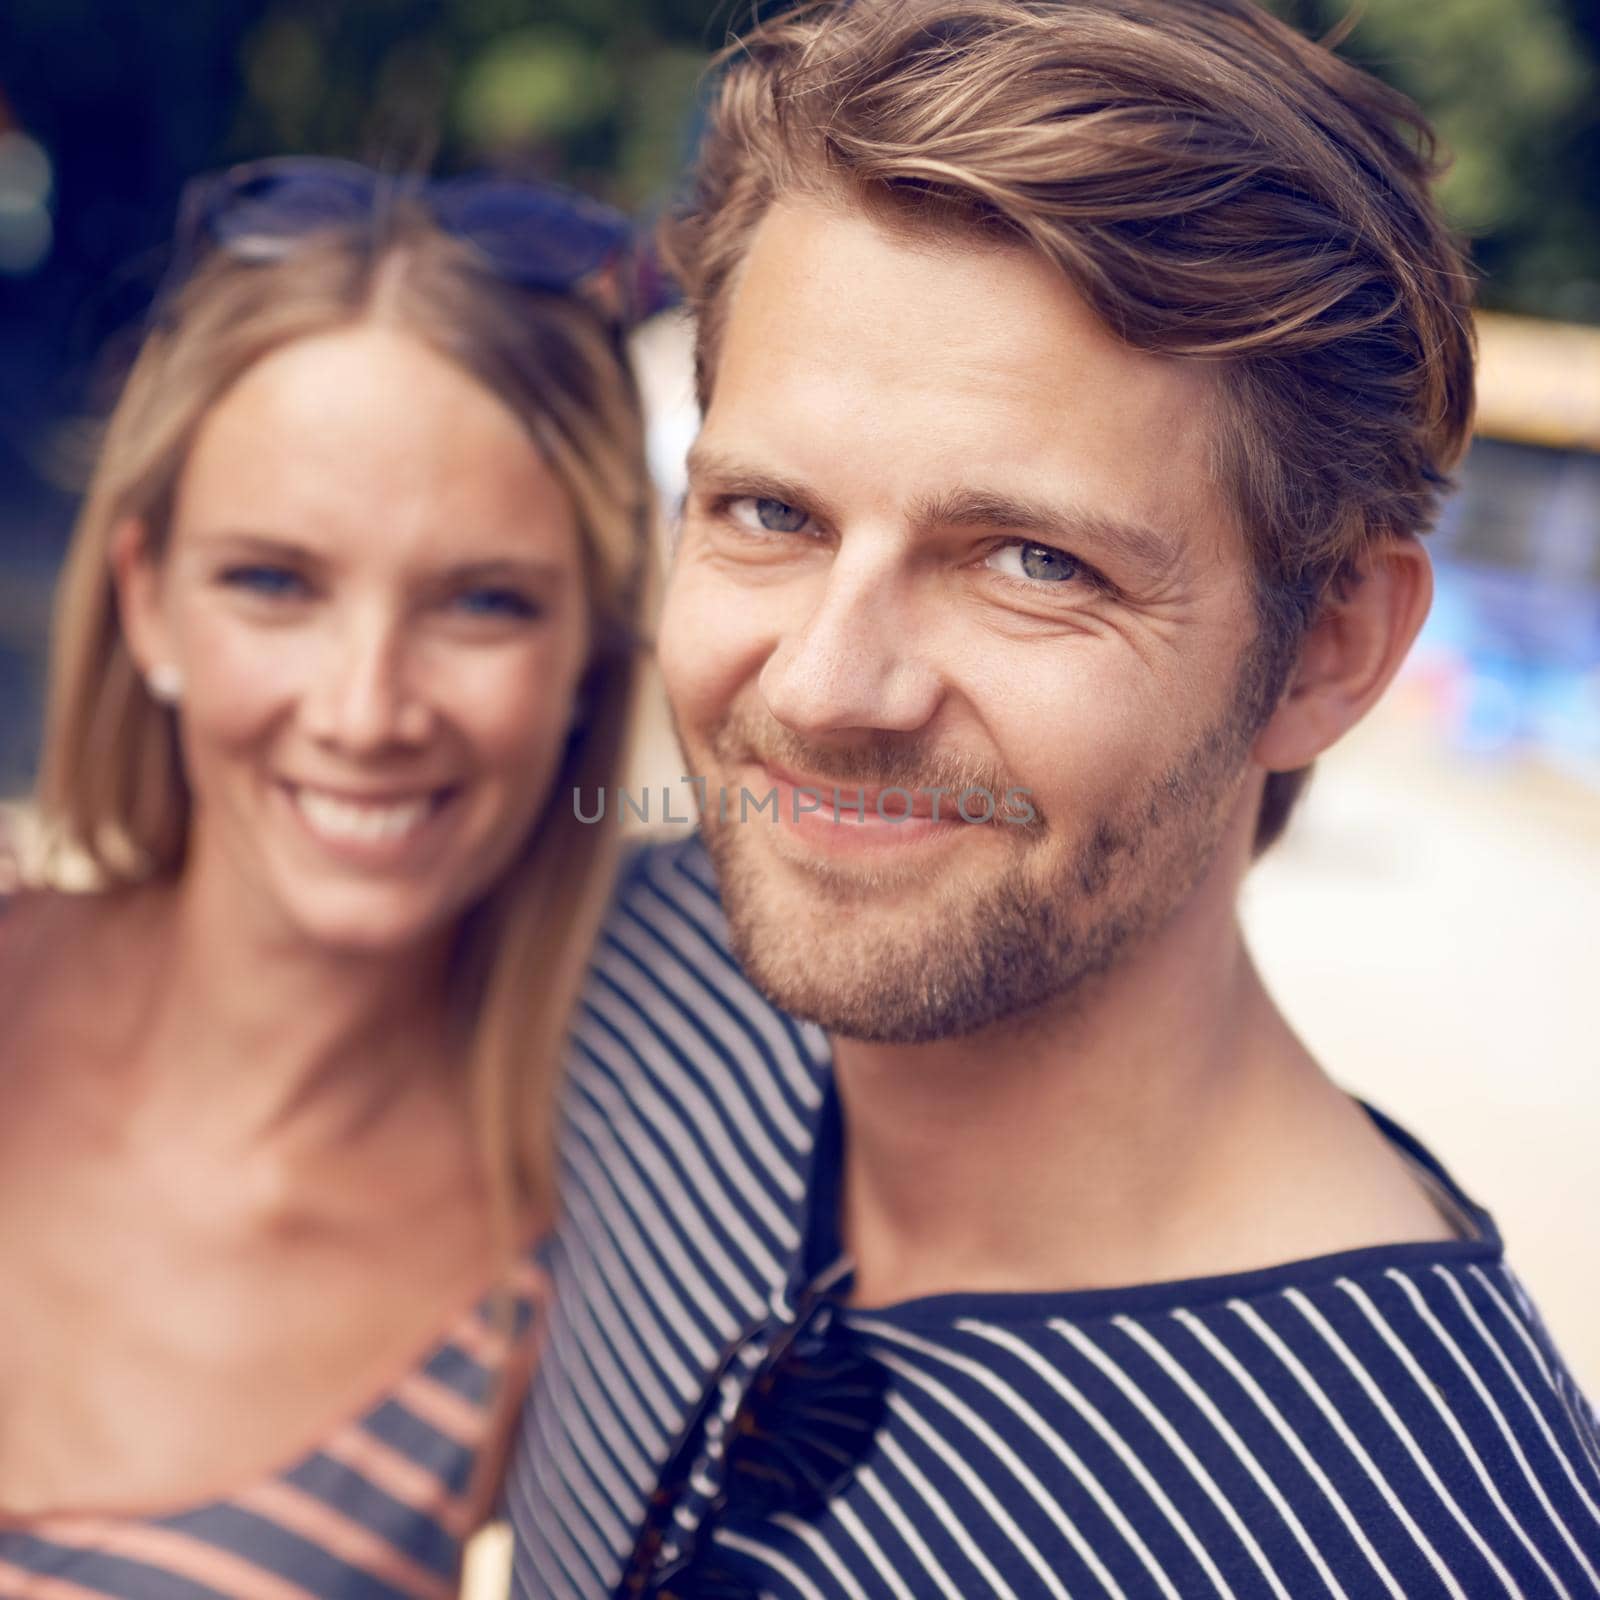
2, 0, 1597, 321
219, 0, 1600, 321
1271, 0, 1600, 322
225, 0, 739, 210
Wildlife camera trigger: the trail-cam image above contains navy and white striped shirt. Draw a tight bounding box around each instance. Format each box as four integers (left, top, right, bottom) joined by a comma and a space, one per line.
508, 835, 1600, 1598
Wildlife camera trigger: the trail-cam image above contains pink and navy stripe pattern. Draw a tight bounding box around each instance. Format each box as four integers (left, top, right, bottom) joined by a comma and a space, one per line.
0, 1255, 544, 1600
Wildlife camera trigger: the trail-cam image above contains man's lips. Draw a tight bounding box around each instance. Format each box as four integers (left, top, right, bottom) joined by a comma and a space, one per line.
757, 760, 955, 820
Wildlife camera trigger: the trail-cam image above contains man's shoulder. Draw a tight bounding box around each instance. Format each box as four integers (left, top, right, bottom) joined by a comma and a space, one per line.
553, 830, 828, 1345
610, 829, 719, 919
573, 829, 830, 1117
847, 1252, 1600, 1589
595, 830, 736, 999
871, 1242, 1595, 1444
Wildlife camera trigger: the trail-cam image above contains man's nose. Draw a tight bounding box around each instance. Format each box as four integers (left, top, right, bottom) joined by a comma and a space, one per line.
302, 612, 434, 754
757, 545, 942, 739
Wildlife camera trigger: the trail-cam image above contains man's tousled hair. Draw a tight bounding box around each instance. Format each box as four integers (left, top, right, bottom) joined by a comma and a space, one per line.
665, 0, 1476, 849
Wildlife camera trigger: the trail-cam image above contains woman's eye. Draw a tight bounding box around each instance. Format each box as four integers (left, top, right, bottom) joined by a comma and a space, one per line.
985, 541, 1083, 586
727, 496, 815, 536
452, 587, 540, 620
219, 564, 306, 599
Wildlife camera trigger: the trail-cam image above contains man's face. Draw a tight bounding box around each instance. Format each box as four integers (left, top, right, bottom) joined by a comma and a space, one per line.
660, 197, 1272, 1043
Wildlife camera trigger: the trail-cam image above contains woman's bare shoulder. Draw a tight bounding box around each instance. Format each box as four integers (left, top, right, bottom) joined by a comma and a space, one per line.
0, 879, 153, 1032
0, 885, 70, 1089
0, 877, 60, 971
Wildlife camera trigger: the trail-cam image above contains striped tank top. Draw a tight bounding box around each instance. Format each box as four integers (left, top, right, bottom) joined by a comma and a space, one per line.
0, 1251, 545, 1600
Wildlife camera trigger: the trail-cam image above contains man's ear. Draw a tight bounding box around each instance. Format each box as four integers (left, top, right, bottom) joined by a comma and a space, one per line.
1252, 537, 1432, 774
109, 516, 171, 683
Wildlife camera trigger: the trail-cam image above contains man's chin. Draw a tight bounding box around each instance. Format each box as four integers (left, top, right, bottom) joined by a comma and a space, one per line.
705, 826, 1112, 1044
719, 908, 1089, 1045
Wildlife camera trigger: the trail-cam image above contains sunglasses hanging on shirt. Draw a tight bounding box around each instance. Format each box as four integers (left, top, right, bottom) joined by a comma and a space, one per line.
616, 1270, 888, 1600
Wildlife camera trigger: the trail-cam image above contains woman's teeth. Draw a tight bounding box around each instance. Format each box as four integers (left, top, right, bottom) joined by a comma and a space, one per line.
293, 788, 436, 844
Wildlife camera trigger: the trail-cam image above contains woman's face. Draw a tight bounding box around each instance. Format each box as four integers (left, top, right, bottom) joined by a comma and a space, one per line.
119, 323, 592, 957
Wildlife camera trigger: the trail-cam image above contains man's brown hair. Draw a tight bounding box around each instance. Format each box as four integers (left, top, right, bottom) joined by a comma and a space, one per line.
664, 0, 1476, 849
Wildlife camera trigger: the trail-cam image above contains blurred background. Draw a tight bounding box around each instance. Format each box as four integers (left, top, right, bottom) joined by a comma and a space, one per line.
0, 0, 1597, 1391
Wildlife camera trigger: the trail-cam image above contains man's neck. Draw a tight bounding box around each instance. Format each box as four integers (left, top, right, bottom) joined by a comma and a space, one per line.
832, 891, 1455, 1308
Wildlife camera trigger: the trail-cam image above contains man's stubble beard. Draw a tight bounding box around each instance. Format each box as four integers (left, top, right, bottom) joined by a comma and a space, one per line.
693, 678, 1268, 1046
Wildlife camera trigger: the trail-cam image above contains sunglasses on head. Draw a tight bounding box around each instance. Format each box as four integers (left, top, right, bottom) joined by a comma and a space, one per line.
617, 1283, 887, 1599
156, 155, 635, 322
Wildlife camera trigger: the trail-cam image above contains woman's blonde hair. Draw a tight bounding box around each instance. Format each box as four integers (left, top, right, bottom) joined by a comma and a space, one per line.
36, 203, 650, 1238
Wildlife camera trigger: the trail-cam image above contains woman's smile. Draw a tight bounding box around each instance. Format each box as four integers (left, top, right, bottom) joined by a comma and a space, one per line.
280, 780, 459, 861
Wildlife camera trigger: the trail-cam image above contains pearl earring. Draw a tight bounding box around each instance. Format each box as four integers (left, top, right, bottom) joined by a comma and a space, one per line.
147, 663, 183, 704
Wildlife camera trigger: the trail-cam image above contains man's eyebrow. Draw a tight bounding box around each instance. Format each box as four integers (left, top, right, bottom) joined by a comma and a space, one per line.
913, 488, 1184, 580
683, 445, 833, 519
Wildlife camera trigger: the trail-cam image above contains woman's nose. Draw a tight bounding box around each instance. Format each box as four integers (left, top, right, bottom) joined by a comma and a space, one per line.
301, 615, 434, 754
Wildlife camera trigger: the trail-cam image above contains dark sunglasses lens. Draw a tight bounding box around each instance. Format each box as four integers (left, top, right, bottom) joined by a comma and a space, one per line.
434, 181, 630, 289
723, 1335, 887, 1519
210, 170, 375, 253
620, 1303, 885, 1598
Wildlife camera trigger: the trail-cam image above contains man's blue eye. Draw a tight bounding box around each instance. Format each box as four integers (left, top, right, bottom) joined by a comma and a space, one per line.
986, 541, 1082, 585
728, 496, 813, 535
755, 499, 809, 533
1019, 543, 1079, 583
455, 587, 539, 619
221, 565, 305, 597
